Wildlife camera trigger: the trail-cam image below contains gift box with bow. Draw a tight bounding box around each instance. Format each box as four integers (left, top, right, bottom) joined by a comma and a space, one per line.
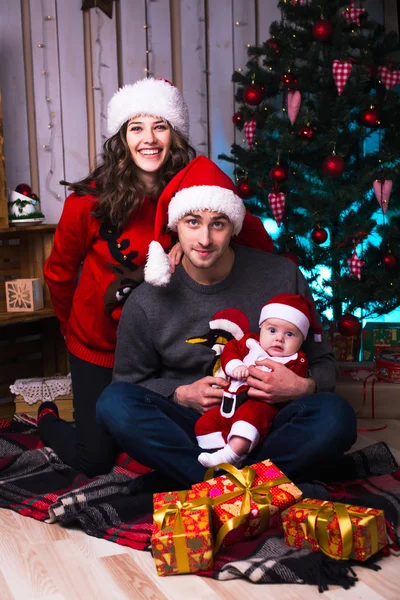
282, 498, 387, 561
189, 460, 302, 551
151, 490, 213, 576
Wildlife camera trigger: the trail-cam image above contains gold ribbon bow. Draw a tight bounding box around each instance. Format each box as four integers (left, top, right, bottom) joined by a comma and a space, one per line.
153, 491, 212, 573
204, 463, 289, 552
296, 501, 379, 560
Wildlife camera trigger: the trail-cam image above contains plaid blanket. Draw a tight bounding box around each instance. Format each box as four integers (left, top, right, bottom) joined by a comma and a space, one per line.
0, 419, 399, 591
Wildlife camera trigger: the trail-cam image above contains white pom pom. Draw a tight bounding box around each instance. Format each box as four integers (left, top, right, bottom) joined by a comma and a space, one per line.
144, 241, 172, 286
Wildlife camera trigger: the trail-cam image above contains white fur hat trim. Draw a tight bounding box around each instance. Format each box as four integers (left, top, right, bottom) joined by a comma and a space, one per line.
144, 241, 172, 287
259, 303, 310, 339
168, 186, 246, 235
107, 78, 189, 138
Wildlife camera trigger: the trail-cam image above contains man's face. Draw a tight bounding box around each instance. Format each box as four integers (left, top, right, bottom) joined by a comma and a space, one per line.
176, 210, 234, 273
259, 317, 304, 357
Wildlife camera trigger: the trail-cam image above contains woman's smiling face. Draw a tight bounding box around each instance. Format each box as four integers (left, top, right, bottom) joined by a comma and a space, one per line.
126, 115, 172, 175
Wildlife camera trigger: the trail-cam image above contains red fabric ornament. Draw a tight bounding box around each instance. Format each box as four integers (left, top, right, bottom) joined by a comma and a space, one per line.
281, 73, 298, 88
332, 60, 352, 95
383, 253, 397, 270
323, 154, 345, 177
266, 38, 280, 53
268, 192, 286, 225
244, 117, 256, 148
348, 250, 364, 280
15, 183, 32, 196
236, 178, 254, 199
281, 252, 299, 266
243, 84, 264, 106
373, 179, 392, 214
232, 112, 243, 125
270, 164, 288, 182
337, 314, 361, 337
378, 66, 400, 89
298, 125, 314, 140
341, 1, 366, 27
360, 108, 379, 127
312, 19, 334, 42
311, 227, 328, 244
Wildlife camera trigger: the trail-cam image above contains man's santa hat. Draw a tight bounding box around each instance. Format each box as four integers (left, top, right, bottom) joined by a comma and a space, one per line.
144, 156, 246, 286
107, 77, 189, 139
259, 293, 323, 342
209, 308, 250, 341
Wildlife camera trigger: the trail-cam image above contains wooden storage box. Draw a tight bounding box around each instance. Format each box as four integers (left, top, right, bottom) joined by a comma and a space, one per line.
5, 278, 44, 312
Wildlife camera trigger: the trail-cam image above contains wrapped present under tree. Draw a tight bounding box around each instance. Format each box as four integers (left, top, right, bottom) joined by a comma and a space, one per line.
362, 322, 400, 360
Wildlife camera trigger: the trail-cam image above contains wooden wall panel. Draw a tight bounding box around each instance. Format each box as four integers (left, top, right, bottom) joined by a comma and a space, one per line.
146, 0, 173, 81
89, 7, 119, 160
57, 0, 89, 187
119, 0, 148, 85
0, 0, 31, 193
180, 0, 208, 155
29, 0, 65, 224
257, 0, 281, 46
207, 0, 235, 177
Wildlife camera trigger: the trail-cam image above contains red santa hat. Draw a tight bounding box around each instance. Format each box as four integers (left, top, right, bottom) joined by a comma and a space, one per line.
107, 77, 189, 139
144, 156, 246, 286
209, 308, 250, 341
259, 293, 323, 342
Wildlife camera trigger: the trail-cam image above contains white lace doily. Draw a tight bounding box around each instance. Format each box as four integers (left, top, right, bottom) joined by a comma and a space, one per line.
10, 374, 72, 405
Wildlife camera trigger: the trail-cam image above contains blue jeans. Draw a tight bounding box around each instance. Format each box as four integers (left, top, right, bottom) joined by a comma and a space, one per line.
96, 382, 357, 488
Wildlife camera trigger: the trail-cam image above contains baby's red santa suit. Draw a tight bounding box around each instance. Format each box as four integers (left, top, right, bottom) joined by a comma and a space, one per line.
195, 293, 323, 459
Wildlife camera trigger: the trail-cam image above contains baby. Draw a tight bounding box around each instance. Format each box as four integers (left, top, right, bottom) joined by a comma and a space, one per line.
195, 293, 322, 468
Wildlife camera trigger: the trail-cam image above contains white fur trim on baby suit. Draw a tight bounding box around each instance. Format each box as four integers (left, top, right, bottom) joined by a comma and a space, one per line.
144, 241, 172, 287
259, 303, 310, 339
167, 186, 246, 236
107, 78, 190, 138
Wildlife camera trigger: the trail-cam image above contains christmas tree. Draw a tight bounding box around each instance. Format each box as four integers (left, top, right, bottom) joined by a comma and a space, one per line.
220, 0, 400, 332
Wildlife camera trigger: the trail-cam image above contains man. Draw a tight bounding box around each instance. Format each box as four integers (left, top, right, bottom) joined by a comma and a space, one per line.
97, 156, 357, 488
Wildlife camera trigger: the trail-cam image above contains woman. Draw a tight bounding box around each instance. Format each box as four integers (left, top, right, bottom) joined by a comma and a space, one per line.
40, 77, 274, 477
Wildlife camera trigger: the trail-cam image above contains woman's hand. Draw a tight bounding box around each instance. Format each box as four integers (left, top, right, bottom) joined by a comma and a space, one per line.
168, 242, 183, 273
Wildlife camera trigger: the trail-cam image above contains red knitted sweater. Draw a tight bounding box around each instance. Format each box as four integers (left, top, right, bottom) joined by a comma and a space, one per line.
44, 192, 274, 368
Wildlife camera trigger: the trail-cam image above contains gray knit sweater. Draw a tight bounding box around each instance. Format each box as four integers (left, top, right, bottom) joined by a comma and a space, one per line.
113, 245, 337, 396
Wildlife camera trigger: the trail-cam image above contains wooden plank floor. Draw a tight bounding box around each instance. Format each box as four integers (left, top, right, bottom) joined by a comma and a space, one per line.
0, 419, 399, 600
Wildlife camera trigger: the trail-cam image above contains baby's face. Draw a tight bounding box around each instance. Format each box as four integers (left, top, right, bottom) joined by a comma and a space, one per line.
259, 318, 304, 357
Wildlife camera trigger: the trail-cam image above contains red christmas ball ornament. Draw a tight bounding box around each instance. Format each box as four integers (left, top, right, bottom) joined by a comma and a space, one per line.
311, 227, 328, 244
383, 253, 397, 270
312, 19, 334, 42
281, 73, 298, 88
322, 154, 345, 177
15, 183, 32, 196
281, 252, 300, 266
270, 164, 288, 182
266, 38, 280, 53
232, 112, 243, 125
236, 178, 254, 199
243, 84, 264, 106
337, 314, 361, 337
298, 124, 314, 140
360, 107, 379, 127
30, 193, 39, 201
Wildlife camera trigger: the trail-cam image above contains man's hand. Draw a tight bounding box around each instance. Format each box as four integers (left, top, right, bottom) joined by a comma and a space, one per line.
168, 242, 183, 274
174, 376, 227, 414
247, 358, 316, 404
232, 366, 249, 380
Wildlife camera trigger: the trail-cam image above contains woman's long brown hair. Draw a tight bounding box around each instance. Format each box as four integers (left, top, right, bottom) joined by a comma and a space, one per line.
62, 122, 196, 232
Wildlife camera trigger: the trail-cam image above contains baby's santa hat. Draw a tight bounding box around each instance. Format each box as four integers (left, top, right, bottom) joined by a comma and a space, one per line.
259, 293, 323, 342
107, 77, 189, 139
144, 156, 246, 286
209, 308, 250, 341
